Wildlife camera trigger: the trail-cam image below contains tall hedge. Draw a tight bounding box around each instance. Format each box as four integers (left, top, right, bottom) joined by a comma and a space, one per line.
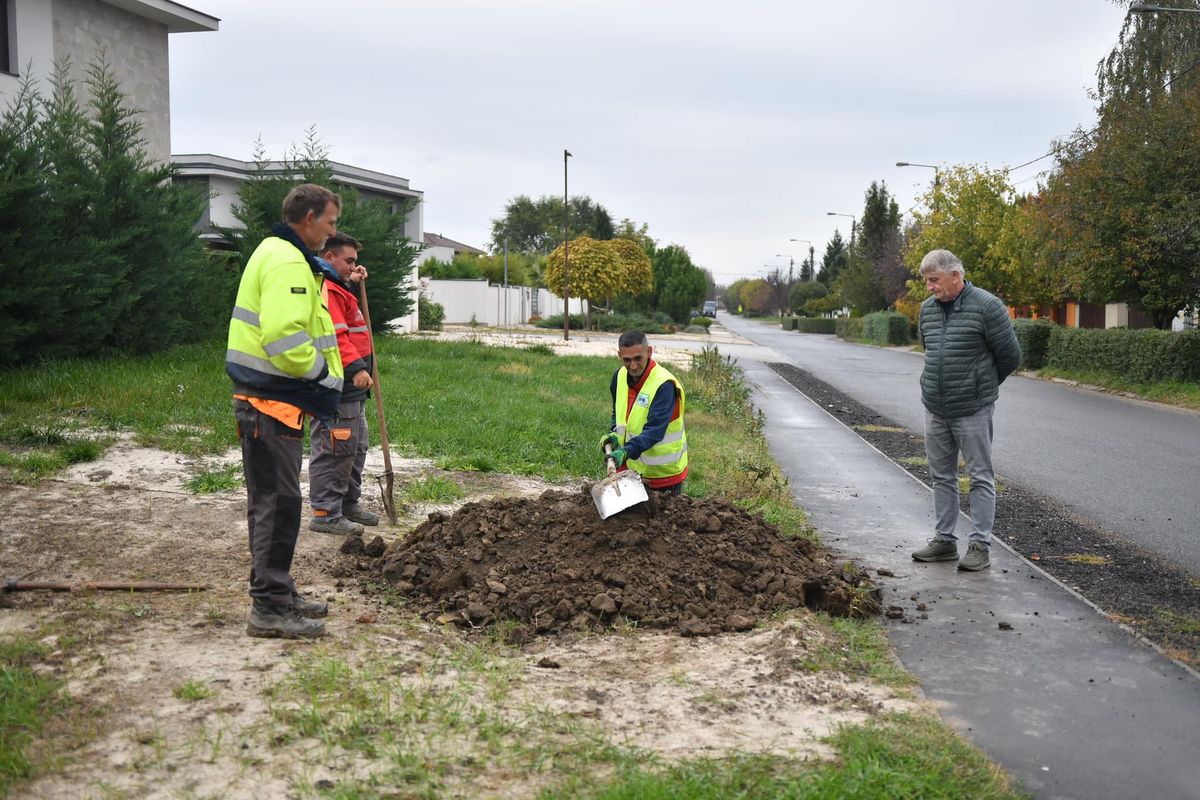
861, 311, 911, 345
1012, 318, 1055, 370
794, 318, 837, 334
0, 62, 226, 369
1046, 327, 1200, 382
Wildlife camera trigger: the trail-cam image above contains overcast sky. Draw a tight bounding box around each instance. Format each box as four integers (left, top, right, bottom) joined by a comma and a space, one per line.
169, 0, 1130, 283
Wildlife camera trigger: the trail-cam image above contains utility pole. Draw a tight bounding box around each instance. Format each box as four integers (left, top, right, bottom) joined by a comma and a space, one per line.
562, 149, 572, 342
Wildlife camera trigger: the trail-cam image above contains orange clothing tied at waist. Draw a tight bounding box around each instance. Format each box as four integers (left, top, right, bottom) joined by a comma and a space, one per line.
233, 394, 304, 430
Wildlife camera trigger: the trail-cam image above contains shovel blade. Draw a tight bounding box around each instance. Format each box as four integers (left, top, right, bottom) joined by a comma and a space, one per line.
591, 470, 650, 519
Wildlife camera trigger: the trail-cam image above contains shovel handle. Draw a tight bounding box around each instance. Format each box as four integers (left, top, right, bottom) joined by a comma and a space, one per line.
603, 441, 618, 476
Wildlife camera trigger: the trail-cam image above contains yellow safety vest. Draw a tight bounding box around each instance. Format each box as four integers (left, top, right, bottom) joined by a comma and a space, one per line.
225, 236, 343, 421
614, 362, 688, 481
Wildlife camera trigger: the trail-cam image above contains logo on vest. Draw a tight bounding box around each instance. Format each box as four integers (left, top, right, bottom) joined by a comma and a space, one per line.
290, 287, 307, 294
635, 393, 650, 407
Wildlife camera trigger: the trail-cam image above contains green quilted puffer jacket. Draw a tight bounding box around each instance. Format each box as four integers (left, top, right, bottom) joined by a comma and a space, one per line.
918, 282, 1021, 419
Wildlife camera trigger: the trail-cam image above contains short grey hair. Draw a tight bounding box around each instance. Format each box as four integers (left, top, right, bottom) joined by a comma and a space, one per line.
919, 249, 965, 277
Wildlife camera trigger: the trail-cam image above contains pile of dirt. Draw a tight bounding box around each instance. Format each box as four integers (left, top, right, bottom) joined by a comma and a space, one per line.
343, 486, 880, 639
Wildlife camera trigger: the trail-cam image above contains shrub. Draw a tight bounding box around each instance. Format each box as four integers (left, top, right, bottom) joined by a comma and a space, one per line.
417, 295, 444, 331
794, 318, 837, 334
861, 311, 911, 345
836, 317, 864, 340
689, 316, 713, 328
1012, 318, 1055, 369
683, 325, 710, 335
535, 314, 584, 330
1046, 327, 1200, 383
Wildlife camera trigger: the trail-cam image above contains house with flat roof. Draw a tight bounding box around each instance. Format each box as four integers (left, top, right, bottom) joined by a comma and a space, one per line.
0, 0, 219, 163
171, 153, 425, 247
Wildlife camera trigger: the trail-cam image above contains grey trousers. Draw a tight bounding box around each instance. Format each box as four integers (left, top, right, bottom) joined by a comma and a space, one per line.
925, 403, 996, 546
309, 398, 368, 519
234, 398, 302, 607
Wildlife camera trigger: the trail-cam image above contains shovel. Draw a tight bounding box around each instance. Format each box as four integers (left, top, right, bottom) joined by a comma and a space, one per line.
591, 443, 649, 519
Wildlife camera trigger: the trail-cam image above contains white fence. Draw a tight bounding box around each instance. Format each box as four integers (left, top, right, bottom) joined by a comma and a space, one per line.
419, 278, 585, 326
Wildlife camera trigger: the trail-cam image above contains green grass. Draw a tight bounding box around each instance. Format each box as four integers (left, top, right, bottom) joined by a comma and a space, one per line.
0, 635, 70, 794
402, 475, 465, 503
1038, 366, 1200, 410
172, 680, 215, 702
183, 463, 243, 494
791, 614, 919, 689
0, 337, 811, 536
545, 712, 1026, 799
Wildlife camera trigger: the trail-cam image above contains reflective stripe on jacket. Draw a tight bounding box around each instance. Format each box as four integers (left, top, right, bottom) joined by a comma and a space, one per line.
614, 362, 688, 481
226, 236, 344, 422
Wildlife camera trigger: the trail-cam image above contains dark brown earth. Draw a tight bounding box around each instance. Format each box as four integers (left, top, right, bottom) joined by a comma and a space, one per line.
767, 361, 1200, 666
341, 486, 881, 639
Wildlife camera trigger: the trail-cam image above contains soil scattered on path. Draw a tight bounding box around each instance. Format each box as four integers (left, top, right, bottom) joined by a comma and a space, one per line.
346, 486, 880, 638
767, 360, 1200, 665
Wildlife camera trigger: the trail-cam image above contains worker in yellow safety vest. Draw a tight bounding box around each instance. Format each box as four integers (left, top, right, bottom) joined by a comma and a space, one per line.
600, 330, 688, 495
226, 183, 344, 640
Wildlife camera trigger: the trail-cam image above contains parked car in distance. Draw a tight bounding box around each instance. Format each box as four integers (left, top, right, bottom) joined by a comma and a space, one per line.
701, 300, 718, 317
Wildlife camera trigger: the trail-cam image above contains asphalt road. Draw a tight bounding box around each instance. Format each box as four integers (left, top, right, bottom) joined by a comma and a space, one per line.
712, 314, 1200, 577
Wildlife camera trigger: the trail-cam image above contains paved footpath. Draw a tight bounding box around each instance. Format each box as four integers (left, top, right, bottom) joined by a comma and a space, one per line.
726, 347, 1200, 800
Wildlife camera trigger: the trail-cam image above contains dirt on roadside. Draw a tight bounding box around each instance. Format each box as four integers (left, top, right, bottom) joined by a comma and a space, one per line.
345, 486, 881, 639
767, 361, 1200, 665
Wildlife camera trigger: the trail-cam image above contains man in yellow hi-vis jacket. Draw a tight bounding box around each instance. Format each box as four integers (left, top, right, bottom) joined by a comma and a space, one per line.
600, 330, 688, 495
226, 183, 344, 639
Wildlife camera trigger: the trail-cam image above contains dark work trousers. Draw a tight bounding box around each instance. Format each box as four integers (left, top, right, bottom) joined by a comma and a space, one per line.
234, 398, 303, 607
308, 398, 368, 519
652, 482, 684, 497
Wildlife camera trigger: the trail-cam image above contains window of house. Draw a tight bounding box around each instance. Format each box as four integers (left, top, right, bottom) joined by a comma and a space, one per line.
1, 0, 13, 75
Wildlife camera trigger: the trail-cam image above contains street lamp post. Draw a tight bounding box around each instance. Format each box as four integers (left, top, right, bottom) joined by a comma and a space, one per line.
789, 238, 815, 282
825, 212, 856, 248
896, 161, 941, 213
562, 148, 572, 341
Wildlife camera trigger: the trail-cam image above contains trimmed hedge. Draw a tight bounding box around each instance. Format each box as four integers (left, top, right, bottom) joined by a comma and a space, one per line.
1046, 327, 1200, 383
836, 317, 864, 339
1012, 318, 1055, 370
781, 316, 798, 331
861, 311, 911, 345
794, 318, 837, 334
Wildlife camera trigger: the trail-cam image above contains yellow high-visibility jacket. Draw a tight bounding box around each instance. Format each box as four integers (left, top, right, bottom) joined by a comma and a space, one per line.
614, 362, 688, 485
226, 236, 343, 422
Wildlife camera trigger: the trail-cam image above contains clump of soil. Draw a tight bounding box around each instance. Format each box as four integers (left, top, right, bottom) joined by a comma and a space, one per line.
346, 486, 880, 638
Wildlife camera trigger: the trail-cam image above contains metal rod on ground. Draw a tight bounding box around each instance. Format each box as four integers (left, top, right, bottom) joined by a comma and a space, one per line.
3, 579, 209, 593
356, 278, 399, 525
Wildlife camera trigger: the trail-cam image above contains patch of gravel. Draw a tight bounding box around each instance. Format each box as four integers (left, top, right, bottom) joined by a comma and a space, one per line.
767, 361, 1200, 666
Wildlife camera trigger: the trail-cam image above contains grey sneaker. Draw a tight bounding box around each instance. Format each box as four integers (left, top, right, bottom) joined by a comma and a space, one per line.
912, 538, 959, 562
309, 516, 365, 535
343, 503, 379, 526
247, 602, 326, 639
291, 591, 328, 619
958, 542, 991, 571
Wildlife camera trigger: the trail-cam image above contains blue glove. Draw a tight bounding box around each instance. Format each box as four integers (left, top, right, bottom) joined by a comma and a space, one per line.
599, 432, 620, 453
605, 448, 628, 468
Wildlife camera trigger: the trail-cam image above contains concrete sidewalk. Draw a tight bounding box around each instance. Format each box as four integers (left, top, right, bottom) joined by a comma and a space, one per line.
736, 356, 1200, 800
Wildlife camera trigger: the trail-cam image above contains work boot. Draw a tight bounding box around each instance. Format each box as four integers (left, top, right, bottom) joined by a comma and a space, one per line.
912, 537, 959, 563
343, 503, 380, 526
291, 591, 329, 619
309, 516, 364, 535
246, 602, 326, 639
958, 541, 991, 572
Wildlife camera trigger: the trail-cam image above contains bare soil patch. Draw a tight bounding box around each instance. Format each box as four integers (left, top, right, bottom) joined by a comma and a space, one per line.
345, 487, 879, 639
1, 437, 913, 798
767, 361, 1200, 665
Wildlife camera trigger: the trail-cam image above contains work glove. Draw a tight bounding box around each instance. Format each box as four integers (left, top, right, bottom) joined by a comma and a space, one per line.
599, 432, 621, 453
604, 448, 628, 469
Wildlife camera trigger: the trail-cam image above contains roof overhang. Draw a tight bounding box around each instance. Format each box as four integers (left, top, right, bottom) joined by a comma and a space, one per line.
102, 0, 219, 33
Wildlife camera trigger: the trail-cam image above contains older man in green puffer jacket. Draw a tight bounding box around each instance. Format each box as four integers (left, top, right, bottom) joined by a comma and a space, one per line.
911, 249, 1021, 572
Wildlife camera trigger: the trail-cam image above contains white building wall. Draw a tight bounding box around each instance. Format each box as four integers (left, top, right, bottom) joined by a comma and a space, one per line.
1105, 303, 1130, 329
420, 279, 582, 327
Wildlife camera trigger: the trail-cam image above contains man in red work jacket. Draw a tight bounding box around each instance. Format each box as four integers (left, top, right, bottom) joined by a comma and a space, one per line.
308, 233, 380, 534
